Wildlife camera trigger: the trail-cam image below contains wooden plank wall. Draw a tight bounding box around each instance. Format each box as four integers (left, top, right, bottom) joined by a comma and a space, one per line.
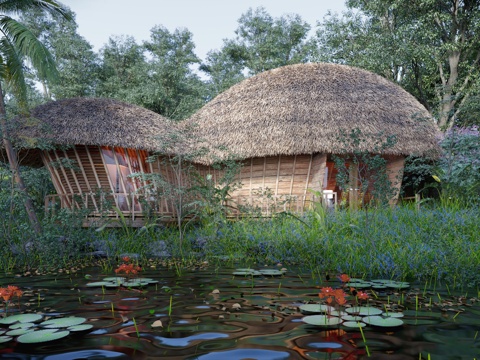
194, 154, 330, 200
43, 146, 158, 214
386, 155, 405, 204
43, 146, 114, 212
307, 153, 327, 193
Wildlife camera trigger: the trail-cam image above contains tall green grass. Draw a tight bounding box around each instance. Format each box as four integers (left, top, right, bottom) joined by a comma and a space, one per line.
1, 204, 479, 288
196, 206, 480, 287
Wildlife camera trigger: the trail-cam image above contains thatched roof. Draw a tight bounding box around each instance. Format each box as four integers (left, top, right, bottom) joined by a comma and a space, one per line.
12, 97, 175, 151
187, 63, 441, 163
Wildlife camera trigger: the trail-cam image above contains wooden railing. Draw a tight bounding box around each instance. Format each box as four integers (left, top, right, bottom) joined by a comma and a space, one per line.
44, 192, 177, 221
44, 191, 338, 226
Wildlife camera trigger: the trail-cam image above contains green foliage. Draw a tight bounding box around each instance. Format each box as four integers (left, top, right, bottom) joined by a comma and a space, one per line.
198, 207, 480, 287
315, 0, 480, 129
192, 155, 242, 228
96, 35, 148, 104
96, 28, 207, 120
435, 126, 480, 203
142, 26, 207, 120
402, 156, 436, 195
129, 125, 241, 248
19, 7, 99, 99
332, 129, 398, 209
200, 7, 314, 97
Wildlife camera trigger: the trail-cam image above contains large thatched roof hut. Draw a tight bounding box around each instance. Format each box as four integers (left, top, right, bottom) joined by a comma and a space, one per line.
12, 98, 179, 223
187, 63, 440, 210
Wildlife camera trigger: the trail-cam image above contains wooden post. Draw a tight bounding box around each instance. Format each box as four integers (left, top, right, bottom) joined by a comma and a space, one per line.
349, 163, 359, 210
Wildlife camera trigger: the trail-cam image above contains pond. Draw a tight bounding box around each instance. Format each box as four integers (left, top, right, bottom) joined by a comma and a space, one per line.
0, 263, 479, 360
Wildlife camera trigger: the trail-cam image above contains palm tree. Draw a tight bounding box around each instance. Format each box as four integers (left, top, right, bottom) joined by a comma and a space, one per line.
0, 0, 70, 234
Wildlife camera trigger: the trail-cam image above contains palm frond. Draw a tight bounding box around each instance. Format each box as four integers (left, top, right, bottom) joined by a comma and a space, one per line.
0, 36, 27, 101
0, 15, 58, 82
0, 0, 71, 20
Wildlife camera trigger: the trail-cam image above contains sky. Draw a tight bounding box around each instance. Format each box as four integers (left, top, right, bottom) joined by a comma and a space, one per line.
59, 0, 348, 61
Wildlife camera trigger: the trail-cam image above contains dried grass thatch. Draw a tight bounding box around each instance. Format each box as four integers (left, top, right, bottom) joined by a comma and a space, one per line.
187, 63, 441, 163
11, 97, 175, 151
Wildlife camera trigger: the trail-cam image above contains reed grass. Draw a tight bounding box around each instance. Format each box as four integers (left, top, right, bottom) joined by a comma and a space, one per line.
1, 205, 480, 288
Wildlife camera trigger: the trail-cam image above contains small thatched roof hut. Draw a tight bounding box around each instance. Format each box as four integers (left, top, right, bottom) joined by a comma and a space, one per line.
188, 63, 439, 161
10, 98, 179, 223
187, 63, 441, 210
13, 97, 175, 151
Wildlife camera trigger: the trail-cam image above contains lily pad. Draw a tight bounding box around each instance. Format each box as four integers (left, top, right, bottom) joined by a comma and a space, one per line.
67, 324, 93, 332
6, 328, 33, 336
103, 277, 126, 283
86, 281, 116, 287
0, 314, 43, 325
9, 322, 35, 329
0, 335, 12, 344
342, 315, 363, 321
385, 281, 410, 289
134, 277, 158, 284
343, 321, 366, 328
104, 283, 122, 288
345, 306, 382, 316
382, 312, 404, 318
259, 269, 285, 276
40, 317, 86, 328
362, 316, 404, 327
371, 279, 410, 289
122, 279, 151, 287
346, 282, 371, 289
17, 329, 69, 344
302, 315, 343, 327
371, 284, 388, 289
232, 269, 262, 276
299, 304, 332, 314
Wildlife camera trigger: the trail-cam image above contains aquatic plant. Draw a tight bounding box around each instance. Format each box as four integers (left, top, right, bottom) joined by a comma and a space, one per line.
302, 275, 405, 332
0, 314, 90, 344
0, 285, 23, 315
115, 256, 141, 280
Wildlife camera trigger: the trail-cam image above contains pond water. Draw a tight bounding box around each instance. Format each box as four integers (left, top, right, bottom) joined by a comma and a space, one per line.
0, 265, 479, 360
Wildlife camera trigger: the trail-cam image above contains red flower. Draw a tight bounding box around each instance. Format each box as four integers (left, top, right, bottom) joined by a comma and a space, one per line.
122, 256, 131, 263
115, 263, 141, 276
0, 288, 10, 302
338, 274, 350, 283
335, 296, 347, 306
0, 286, 23, 302
319, 287, 334, 299
357, 291, 369, 300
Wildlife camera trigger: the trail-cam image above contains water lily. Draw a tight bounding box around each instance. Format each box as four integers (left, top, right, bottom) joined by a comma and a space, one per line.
0, 286, 22, 302
115, 264, 141, 276
357, 291, 369, 301
0, 285, 23, 315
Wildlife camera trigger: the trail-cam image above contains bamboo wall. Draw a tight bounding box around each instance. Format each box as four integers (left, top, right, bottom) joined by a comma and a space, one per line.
42, 145, 177, 218
195, 154, 330, 213
41, 146, 406, 223
386, 155, 405, 204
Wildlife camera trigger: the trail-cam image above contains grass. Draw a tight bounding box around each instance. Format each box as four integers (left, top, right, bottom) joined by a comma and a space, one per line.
1, 205, 480, 288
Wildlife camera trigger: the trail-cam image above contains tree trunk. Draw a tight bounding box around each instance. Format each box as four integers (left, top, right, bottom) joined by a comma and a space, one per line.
0, 83, 43, 235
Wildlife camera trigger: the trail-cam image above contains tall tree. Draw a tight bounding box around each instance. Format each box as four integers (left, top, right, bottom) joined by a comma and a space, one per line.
200, 7, 314, 95
142, 25, 206, 120
315, 0, 480, 129
19, 7, 99, 99
96, 35, 148, 104
200, 41, 247, 99
0, 0, 70, 234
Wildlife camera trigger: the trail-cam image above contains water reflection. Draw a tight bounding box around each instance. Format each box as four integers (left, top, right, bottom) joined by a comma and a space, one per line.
0, 267, 479, 359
